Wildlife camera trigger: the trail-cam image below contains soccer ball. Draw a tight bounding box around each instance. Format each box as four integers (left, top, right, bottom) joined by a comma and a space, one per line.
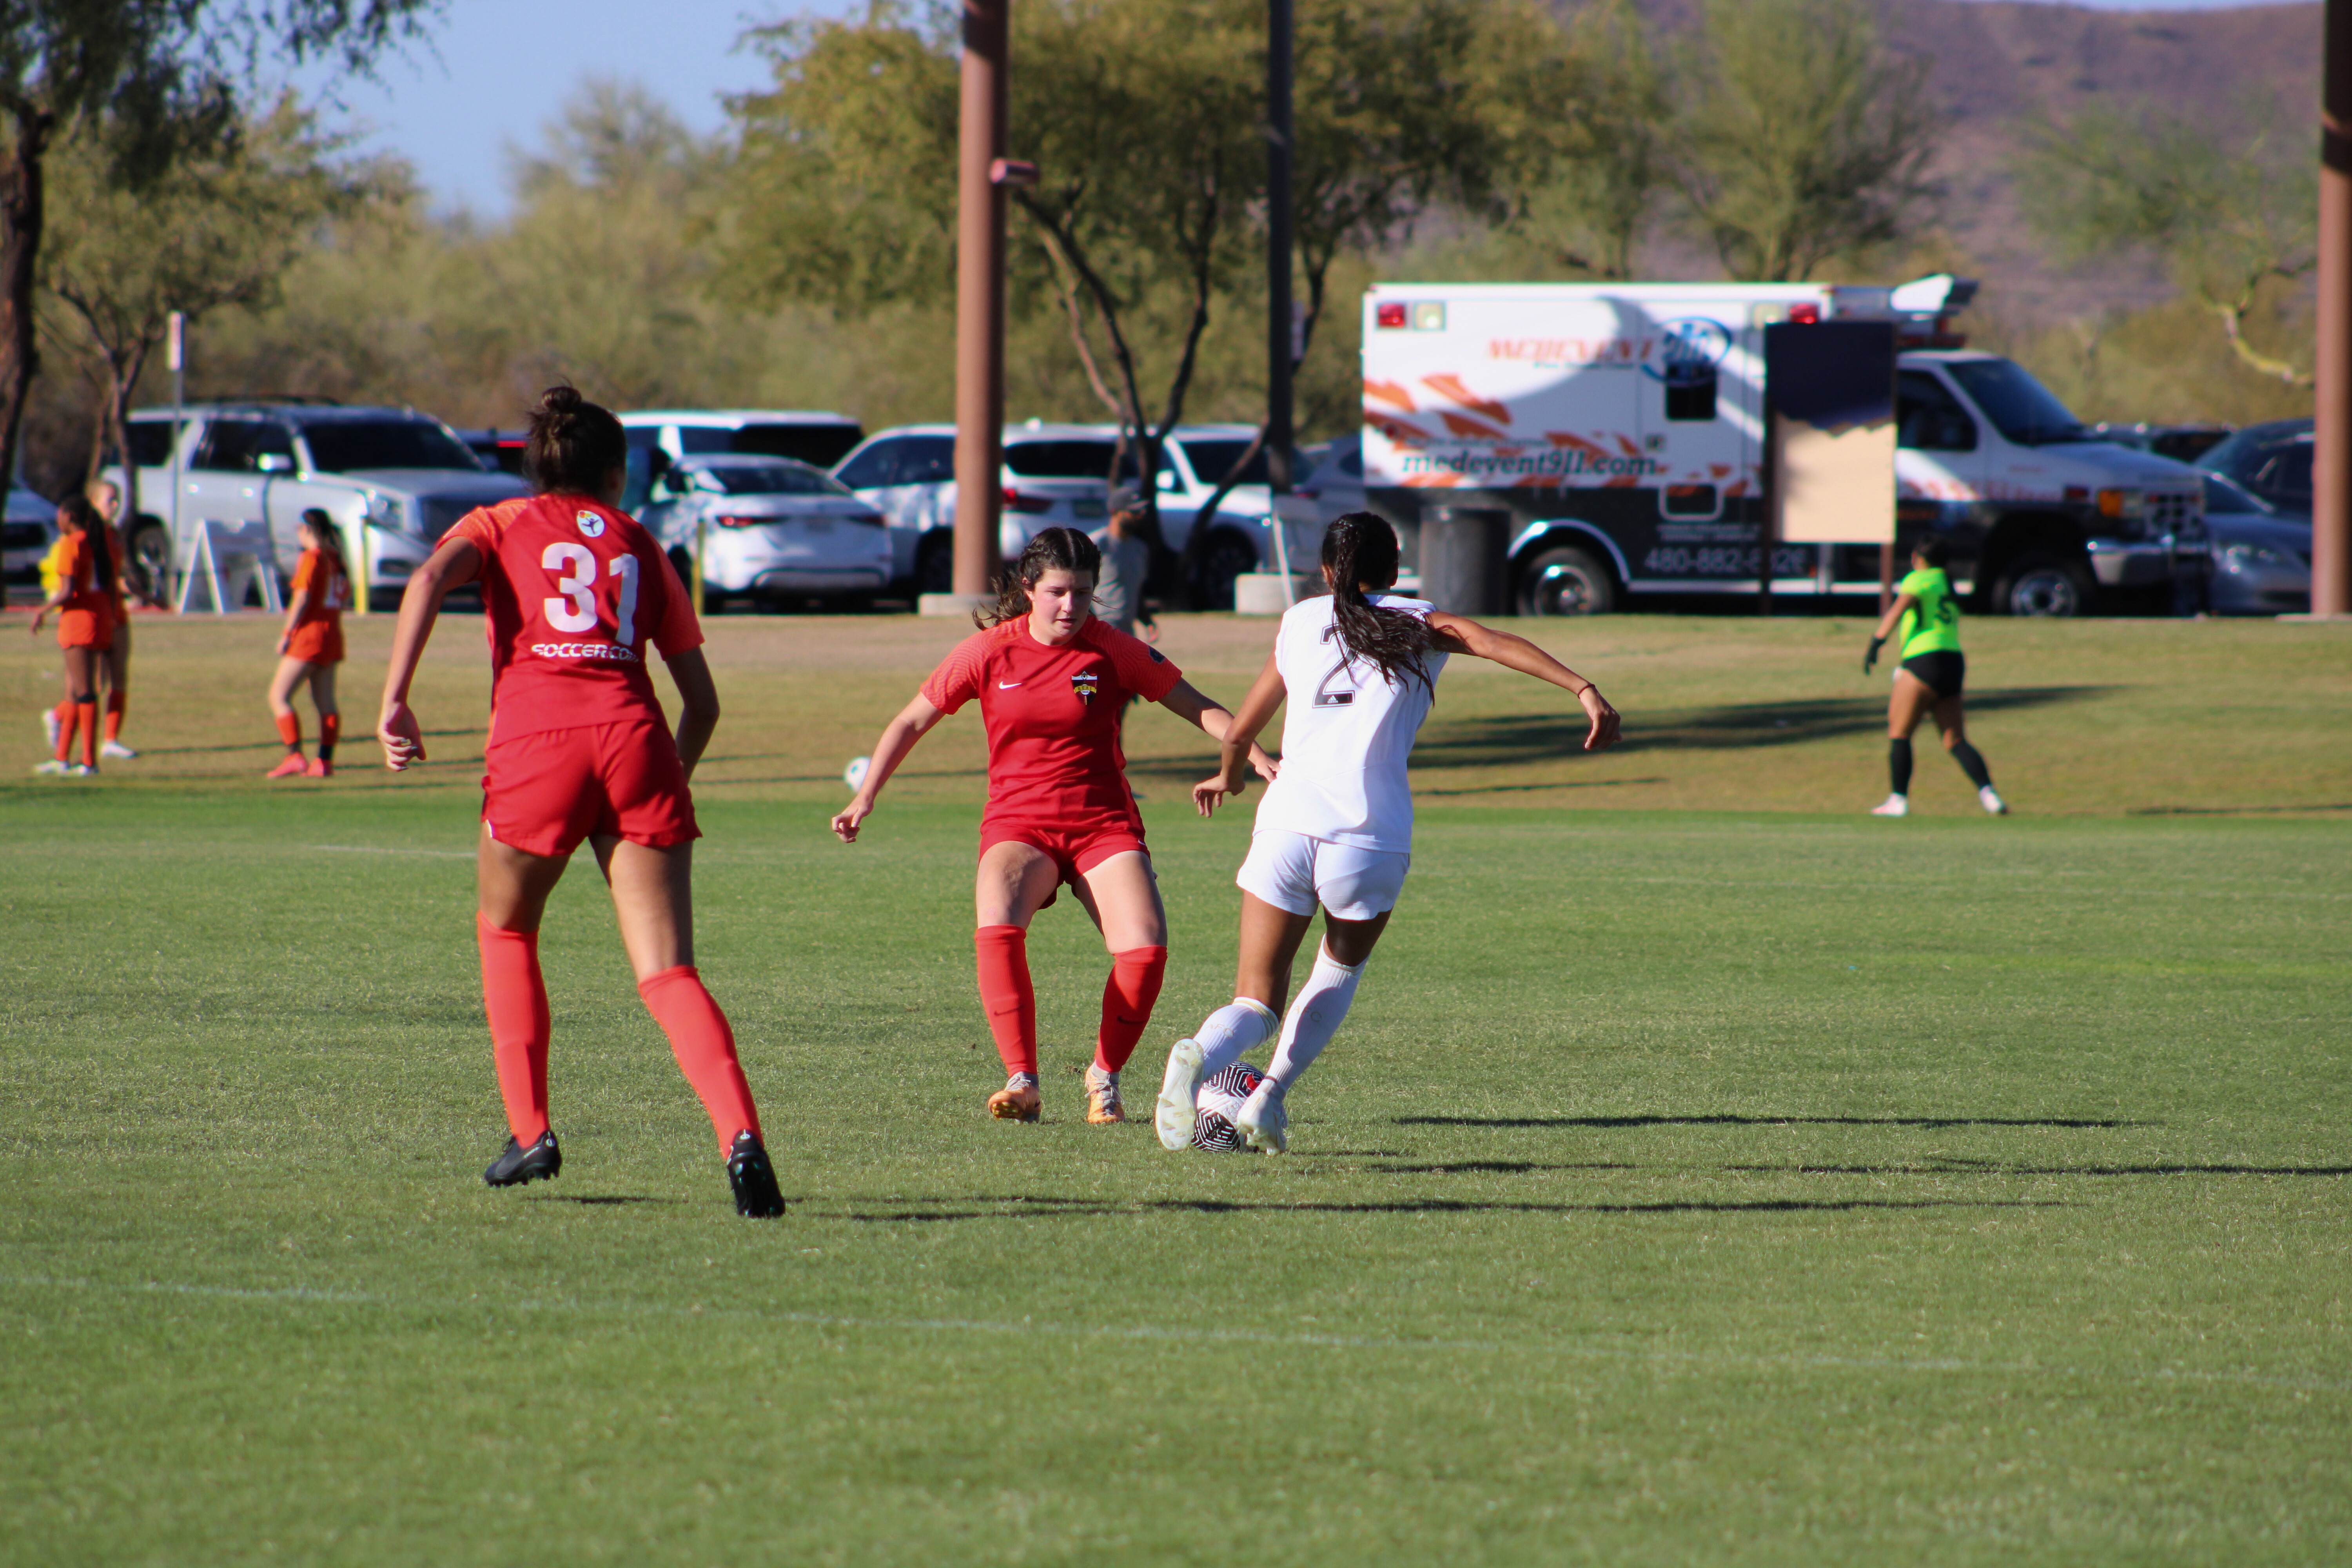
844, 755, 871, 791
1191, 1062, 1265, 1152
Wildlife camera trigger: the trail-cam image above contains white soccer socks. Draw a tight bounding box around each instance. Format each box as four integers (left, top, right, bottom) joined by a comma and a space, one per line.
1265, 944, 1365, 1090
1194, 998, 1280, 1079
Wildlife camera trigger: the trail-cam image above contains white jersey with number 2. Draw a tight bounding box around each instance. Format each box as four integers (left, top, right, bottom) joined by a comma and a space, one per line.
1250, 592, 1447, 854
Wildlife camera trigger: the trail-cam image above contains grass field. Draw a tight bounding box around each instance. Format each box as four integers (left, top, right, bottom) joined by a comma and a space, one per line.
3, 611, 2349, 1564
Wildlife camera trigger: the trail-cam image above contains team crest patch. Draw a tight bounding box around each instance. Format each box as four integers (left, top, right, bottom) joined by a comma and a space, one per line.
1070, 669, 1100, 705
575, 510, 606, 539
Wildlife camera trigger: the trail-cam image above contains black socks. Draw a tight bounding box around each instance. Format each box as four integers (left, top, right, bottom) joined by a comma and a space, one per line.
1888, 738, 1913, 796
1950, 740, 1993, 790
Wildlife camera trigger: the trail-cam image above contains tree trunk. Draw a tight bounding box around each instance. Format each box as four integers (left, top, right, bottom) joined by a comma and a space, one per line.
0, 102, 53, 498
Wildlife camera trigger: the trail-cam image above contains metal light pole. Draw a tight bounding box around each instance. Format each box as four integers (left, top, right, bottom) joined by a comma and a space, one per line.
936, 0, 1011, 614
1266, 0, 1295, 499
168, 310, 185, 611
2312, 0, 2352, 617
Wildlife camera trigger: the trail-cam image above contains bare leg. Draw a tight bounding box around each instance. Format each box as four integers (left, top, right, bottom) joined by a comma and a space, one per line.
976, 839, 1069, 930
1067, 849, 1167, 951
267, 657, 313, 722
592, 835, 693, 981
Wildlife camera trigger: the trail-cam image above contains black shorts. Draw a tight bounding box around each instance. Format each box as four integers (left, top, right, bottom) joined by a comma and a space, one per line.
1900, 650, 1965, 699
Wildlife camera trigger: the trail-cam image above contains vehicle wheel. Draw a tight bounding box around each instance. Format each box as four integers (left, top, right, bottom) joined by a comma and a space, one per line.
1514, 546, 1615, 616
127, 523, 171, 604
915, 534, 956, 597
1195, 530, 1259, 611
1994, 552, 2093, 618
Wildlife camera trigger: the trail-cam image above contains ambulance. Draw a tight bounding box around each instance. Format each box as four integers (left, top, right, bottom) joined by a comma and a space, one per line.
1361, 276, 2208, 616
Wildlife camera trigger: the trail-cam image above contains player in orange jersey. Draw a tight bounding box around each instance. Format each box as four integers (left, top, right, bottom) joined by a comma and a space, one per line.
265, 510, 351, 779
28, 494, 120, 777
831, 527, 1274, 1125
377, 387, 784, 1217
85, 479, 147, 760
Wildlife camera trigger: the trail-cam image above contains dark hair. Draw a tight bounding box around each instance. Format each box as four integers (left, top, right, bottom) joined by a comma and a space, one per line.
299, 506, 345, 565
58, 493, 117, 598
1913, 537, 1950, 569
524, 386, 628, 497
1323, 512, 1430, 691
979, 527, 1101, 628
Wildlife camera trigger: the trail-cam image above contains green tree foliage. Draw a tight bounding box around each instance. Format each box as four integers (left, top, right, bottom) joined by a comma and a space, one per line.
2016, 101, 2316, 389
41, 95, 362, 511
1666, 0, 1940, 281
1514, 0, 1666, 281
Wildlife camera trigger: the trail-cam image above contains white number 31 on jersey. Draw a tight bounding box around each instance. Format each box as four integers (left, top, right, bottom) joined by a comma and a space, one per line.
541, 541, 641, 645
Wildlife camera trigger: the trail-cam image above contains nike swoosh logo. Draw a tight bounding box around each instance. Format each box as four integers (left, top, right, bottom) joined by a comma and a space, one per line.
998, 680, 1023, 688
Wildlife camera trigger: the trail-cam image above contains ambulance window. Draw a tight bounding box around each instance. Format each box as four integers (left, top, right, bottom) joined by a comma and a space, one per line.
1897, 372, 1977, 452
1664, 367, 1716, 421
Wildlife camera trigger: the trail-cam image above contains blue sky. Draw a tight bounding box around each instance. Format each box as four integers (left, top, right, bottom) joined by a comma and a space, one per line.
303, 0, 2291, 217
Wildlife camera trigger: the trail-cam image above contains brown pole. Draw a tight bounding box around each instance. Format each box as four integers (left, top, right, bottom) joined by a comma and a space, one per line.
946, 0, 1009, 608
2313, 0, 2352, 617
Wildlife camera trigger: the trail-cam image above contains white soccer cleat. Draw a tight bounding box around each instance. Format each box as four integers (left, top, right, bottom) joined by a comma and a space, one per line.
1870, 794, 1908, 818
40, 709, 58, 749
32, 758, 67, 776
1235, 1078, 1289, 1154
1980, 786, 2008, 816
65, 763, 97, 778
100, 739, 136, 760
1155, 1037, 1207, 1152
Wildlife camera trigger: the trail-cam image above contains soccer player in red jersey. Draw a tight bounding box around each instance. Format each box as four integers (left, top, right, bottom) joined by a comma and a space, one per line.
265, 511, 351, 779
377, 387, 784, 1217
831, 527, 1273, 1124
29, 495, 120, 778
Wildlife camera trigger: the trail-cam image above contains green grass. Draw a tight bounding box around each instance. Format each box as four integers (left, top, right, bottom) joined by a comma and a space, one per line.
4, 770, 2348, 1565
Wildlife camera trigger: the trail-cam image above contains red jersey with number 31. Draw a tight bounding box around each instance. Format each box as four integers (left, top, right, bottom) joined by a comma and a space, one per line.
451, 494, 703, 742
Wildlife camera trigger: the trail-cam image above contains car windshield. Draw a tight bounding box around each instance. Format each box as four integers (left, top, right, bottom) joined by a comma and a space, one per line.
301, 420, 484, 473
689, 463, 846, 496
2201, 474, 2274, 515
2245, 441, 2314, 506
1942, 360, 2092, 446
1003, 440, 1124, 480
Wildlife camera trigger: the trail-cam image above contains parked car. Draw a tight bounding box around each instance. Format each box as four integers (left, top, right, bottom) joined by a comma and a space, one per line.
2091, 422, 2233, 466
834, 421, 1127, 596
639, 454, 891, 609
456, 428, 530, 477
1297, 432, 1366, 526
3, 483, 54, 600
2197, 419, 2313, 515
104, 401, 527, 609
2200, 470, 2311, 616
620, 410, 866, 512
1151, 425, 1323, 608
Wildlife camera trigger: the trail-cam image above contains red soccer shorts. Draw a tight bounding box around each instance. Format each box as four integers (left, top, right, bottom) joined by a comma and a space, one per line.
481, 719, 699, 858
980, 815, 1148, 904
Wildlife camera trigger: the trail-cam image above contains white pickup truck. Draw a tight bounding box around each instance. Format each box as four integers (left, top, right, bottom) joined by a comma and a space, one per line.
105, 401, 526, 608
1361, 276, 2208, 616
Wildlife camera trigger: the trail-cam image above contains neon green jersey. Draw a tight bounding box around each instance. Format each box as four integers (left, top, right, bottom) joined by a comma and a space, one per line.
1896, 567, 1961, 658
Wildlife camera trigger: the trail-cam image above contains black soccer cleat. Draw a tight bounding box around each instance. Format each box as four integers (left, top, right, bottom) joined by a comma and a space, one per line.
726, 1130, 785, 1218
484, 1129, 562, 1187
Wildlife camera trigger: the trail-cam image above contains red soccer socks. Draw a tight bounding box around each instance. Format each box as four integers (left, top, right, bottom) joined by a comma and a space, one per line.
639, 965, 762, 1152
103, 690, 125, 742
1095, 945, 1168, 1075
73, 702, 97, 767
318, 711, 339, 761
974, 924, 1039, 1078
274, 712, 301, 751
477, 915, 552, 1144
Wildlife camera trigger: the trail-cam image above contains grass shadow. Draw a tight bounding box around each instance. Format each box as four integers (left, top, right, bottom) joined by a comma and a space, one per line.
831, 1194, 2052, 1223
1399, 1114, 2143, 1131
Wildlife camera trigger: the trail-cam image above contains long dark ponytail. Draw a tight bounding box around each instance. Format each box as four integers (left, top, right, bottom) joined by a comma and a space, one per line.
1323, 511, 1430, 690
59, 493, 116, 599
300, 507, 346, 568
979, 526, 1102, 628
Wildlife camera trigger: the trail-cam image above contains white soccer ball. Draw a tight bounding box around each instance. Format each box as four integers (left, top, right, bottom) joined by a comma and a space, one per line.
844, 756, 871, 791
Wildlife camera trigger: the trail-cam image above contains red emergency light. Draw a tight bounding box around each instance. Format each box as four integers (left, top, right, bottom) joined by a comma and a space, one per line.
1788, 302, 1820, 325
1376, 301, 1408, 329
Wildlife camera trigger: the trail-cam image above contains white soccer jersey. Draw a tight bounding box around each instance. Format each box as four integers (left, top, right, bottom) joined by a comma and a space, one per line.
1251, 592, 1448, 853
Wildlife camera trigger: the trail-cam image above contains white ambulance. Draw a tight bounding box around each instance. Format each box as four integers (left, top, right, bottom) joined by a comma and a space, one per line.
1361, 276, 2208, 616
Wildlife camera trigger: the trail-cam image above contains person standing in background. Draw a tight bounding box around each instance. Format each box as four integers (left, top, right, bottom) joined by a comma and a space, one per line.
1087, 490, 1156, 642
87, 479, 142, 760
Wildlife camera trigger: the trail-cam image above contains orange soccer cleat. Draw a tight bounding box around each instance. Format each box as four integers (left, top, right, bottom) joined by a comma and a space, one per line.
265, 754, 307, 779
987, 1073, 1042, 1122
1082, 1063, 1126, 1124
306, 757, 334, 779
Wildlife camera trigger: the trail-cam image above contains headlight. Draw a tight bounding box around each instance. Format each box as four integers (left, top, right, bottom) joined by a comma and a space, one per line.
2219, 542, 2299, 569
366, 496, 407, 534
2095, 488, 2145, 520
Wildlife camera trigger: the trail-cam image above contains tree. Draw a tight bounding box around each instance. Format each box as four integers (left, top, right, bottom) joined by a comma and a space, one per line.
1517, 0, 1666, 281
0, 0, 434, 493
41, 96, 359, 539
2016, 102, 2316, 388
1665, 0, 1940, 281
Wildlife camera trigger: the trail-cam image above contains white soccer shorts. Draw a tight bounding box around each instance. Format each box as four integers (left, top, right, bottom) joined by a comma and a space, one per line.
1235, 829, 1409, 922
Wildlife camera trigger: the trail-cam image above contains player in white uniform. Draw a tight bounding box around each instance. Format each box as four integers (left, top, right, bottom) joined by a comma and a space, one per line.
1155, 512, 1621, 1152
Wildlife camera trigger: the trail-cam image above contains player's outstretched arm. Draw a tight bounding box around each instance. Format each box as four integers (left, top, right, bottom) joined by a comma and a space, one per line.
1426, 612, 1620, 753
664, 646, 720, 780
831, 692, 946, 842
1190, 650, 1287, 817
1156, 675, 1278, 784
377, 537, 481, 770
1864, 593, 1918, 673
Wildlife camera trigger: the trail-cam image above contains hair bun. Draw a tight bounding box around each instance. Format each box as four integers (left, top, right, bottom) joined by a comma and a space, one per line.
537, 385, 584, 419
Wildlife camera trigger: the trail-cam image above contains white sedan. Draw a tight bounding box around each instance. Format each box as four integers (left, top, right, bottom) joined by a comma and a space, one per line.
641, 455, 892, 609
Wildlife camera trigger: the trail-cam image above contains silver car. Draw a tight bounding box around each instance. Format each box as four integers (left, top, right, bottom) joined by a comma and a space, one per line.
641, 455, 891, 610
833, 422, 1123, 596
2200, 472, 2310, 616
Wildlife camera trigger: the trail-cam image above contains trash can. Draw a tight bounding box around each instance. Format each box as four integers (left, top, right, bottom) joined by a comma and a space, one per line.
1419, 505, 1508, 615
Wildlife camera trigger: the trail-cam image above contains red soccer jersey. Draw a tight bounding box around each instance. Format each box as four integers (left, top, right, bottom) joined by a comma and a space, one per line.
920, 616, 1183, 830
450, 494, 703, 742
